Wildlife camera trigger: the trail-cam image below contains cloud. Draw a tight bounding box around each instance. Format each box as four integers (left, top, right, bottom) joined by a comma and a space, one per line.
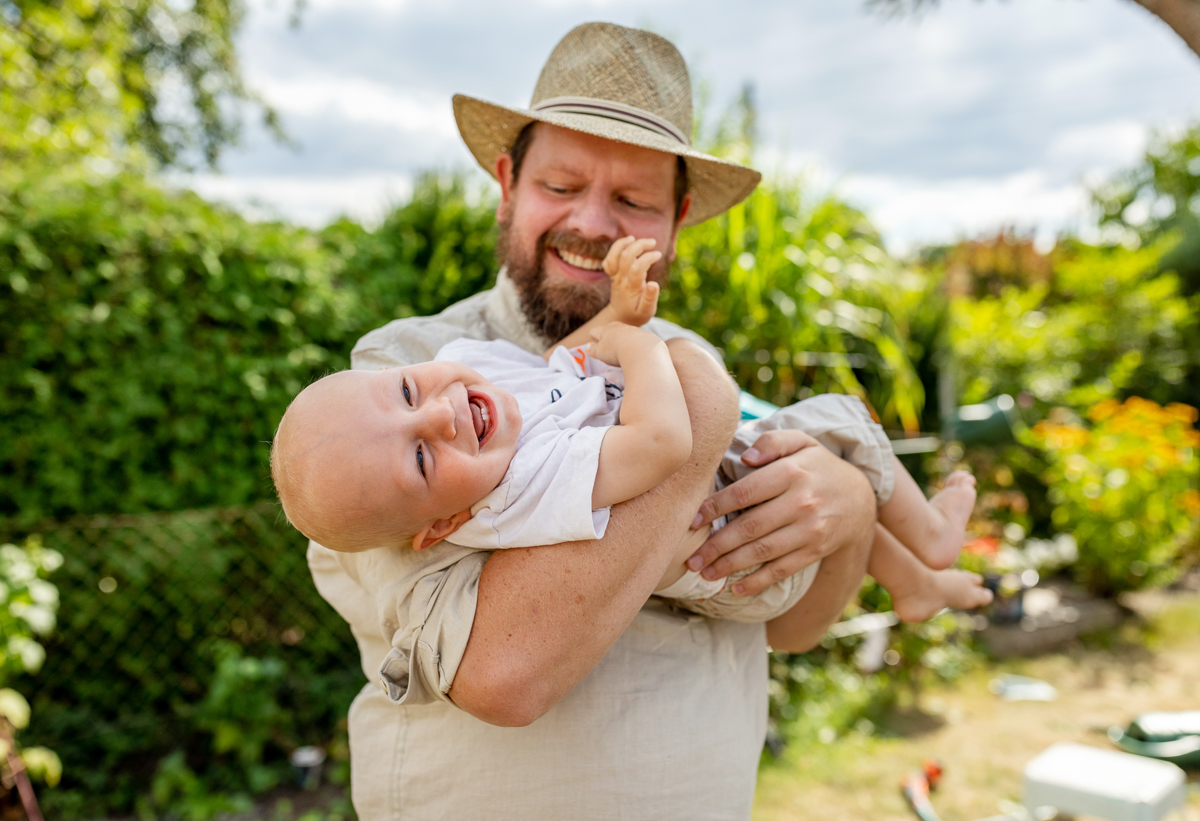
841, 170, 1091, 254
182, 172, 420, 227
186, 0, 1200, 249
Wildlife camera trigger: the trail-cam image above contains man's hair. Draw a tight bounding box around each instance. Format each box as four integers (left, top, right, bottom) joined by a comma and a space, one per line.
508, 122, 690, 223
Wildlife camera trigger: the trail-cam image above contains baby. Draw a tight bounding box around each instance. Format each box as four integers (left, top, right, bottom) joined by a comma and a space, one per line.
272, 238, 992, 624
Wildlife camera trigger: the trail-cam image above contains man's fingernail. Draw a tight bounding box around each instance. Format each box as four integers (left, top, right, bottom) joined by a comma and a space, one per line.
743, 447, 760, 462
691, 513, 703, 528
686, 556, 702, 572
702, 567, 716, 580
732, 584, 744, 596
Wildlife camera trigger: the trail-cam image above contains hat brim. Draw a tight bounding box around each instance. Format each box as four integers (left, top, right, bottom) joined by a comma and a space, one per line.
453, 94, 761, 228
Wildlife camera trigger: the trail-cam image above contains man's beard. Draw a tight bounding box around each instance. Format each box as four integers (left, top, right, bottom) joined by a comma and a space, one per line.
497, 216, 670, 343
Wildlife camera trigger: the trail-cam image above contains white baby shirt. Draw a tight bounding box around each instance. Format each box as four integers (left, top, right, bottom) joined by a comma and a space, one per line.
434, 337, 625, 549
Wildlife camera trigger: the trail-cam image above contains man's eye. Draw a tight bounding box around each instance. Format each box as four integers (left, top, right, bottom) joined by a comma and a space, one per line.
416, 444, 425, 477
402, 379, 412, 405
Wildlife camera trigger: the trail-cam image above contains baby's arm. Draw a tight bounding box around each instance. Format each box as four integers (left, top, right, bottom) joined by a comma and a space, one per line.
587, 323, 691, 509
545, 237, 662, 358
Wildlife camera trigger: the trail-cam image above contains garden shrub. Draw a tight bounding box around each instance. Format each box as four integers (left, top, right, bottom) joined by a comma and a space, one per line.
951, 238, 1194, 414
3, 504, 359, 818
662, 183, 926, 432
1028, 397, 1200, 594
1, 168, 345, 522
0, 169, 497, 524
0, 535, 64, 808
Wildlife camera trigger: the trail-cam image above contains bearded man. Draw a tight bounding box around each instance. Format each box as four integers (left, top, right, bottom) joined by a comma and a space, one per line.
308, 22, 876, 820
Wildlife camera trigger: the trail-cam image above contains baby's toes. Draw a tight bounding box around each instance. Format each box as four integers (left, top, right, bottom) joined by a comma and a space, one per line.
945, 471, 976, 488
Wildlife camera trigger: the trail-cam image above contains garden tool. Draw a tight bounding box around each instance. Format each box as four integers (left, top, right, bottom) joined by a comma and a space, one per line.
900, 759, 1058, 821
1108, 710, 1200, 768
900, 759, 945, 821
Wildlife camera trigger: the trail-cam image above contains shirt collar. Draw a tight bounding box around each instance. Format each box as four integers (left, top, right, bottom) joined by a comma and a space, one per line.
485, 267, 554, 355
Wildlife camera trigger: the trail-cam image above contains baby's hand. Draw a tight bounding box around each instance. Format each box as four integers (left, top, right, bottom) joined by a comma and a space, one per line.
603, 236, 662, 327
585, 321, 657, 368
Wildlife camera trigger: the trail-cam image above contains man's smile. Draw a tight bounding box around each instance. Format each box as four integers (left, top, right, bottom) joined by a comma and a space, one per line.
555, 248, 603, 271
547, 246, 608, 284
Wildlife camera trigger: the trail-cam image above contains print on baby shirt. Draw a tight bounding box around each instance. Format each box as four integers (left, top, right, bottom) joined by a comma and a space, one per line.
550, 347, 624, 405
434, 338, 625, 550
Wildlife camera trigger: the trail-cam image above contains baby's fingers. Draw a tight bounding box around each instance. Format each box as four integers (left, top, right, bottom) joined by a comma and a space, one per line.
603, 236, 635, 276
629, 249, 662, 281
617, 238, 657, 279
638, 280, 661, 316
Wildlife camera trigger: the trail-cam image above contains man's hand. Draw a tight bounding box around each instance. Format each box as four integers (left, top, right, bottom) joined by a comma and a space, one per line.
686, 429, 877, 596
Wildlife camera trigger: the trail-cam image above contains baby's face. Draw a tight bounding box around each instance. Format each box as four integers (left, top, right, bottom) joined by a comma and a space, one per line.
308, 361, 522, 541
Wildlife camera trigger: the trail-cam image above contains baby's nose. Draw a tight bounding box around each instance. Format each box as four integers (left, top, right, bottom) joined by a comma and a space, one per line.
424, 395, 456, 440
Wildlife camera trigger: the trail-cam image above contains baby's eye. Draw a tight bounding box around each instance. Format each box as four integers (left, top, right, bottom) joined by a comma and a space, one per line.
402, 379, 412, 405
416, 444, 425, 477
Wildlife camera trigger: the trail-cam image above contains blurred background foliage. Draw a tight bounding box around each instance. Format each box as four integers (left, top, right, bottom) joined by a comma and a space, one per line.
0, 0, 278, 171
1, 1, 1197, 815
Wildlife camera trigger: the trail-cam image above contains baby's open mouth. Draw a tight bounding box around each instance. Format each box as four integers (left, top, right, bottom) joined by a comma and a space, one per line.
469, 395, 491, 443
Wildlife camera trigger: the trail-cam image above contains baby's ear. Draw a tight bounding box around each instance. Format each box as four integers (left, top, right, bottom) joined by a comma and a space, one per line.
411, 509, 472, 551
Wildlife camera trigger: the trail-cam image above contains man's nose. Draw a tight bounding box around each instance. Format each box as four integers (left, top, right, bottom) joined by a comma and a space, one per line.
418, 395, 456, 441
565, 185, 620, 241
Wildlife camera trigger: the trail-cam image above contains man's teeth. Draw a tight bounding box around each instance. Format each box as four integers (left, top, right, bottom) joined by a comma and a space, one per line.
557, 249, 603, 271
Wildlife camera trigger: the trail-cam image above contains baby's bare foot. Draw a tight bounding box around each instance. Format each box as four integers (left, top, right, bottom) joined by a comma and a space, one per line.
916, 471, 977, 570
892, 568, 993, 624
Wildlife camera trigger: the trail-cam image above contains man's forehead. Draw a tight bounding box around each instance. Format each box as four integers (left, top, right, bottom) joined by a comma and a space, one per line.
526, 125, 676, 185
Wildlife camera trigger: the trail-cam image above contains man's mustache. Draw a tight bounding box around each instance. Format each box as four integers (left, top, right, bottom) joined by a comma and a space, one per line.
542, 230, 612, 263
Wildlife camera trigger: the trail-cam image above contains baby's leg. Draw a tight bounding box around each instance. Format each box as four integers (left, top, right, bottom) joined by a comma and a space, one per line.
877, 458, 976, 570
655, 515, 711, 592
869, 524, 992, 622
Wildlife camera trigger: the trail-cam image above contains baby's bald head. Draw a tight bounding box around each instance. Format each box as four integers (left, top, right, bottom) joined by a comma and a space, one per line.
271, 371, 416, 552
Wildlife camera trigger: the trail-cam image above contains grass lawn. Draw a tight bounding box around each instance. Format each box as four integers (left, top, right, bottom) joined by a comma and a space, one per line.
754, 596, 1200, 821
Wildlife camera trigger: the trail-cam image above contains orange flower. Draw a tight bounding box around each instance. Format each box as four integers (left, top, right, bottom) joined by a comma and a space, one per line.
963, 536, 1000, 556
1088, 399, 1120, 422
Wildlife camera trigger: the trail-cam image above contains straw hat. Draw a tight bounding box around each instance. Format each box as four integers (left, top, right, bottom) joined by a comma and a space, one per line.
453, 22, 761, 227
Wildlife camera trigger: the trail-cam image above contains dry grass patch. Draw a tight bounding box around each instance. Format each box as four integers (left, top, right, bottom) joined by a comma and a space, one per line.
754, 598, 1200, 821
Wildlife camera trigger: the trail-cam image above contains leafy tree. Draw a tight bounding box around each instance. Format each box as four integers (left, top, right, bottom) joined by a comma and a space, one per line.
868, 0, 1200, 62
0, 0, 281, 171
949, 235, 1192, 413
1095, 123, 1200, 291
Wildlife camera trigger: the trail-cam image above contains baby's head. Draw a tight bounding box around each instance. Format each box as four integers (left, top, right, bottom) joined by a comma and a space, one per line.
271, 360, 523, 552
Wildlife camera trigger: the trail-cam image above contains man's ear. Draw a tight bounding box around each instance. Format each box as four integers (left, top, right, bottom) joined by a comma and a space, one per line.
666, 192, 692, 261
411, 509, 473, 551
495, 152, 514, 222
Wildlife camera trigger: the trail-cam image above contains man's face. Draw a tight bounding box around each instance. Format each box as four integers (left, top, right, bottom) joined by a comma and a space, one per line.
495, 124, 689, 341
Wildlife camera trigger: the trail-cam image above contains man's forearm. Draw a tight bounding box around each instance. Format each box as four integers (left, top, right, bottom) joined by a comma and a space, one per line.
449, 339, 739, 726
764, 518, 872, 652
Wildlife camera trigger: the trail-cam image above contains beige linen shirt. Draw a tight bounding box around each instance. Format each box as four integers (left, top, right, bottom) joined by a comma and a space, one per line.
309, 272, 769, 820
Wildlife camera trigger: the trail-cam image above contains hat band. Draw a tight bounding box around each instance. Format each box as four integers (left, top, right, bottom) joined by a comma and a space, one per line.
530, 96, 690, 145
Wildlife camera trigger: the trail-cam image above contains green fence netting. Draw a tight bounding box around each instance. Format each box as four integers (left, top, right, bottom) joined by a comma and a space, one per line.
1, 502, 364, 813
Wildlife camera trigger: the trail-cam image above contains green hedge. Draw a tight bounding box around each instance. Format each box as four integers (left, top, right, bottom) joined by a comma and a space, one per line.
4, 505, 359, 817
0, 169, 497, 523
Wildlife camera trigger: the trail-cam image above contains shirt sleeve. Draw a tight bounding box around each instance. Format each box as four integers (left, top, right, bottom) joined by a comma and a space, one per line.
486, 424, 611, 548
309, 300, 495, 708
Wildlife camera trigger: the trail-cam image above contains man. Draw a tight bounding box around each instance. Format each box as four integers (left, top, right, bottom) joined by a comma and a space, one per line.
309, 22, 876, 819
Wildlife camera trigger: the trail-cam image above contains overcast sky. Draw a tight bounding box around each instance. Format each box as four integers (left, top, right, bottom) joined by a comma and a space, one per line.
184, 0, 1200, 253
